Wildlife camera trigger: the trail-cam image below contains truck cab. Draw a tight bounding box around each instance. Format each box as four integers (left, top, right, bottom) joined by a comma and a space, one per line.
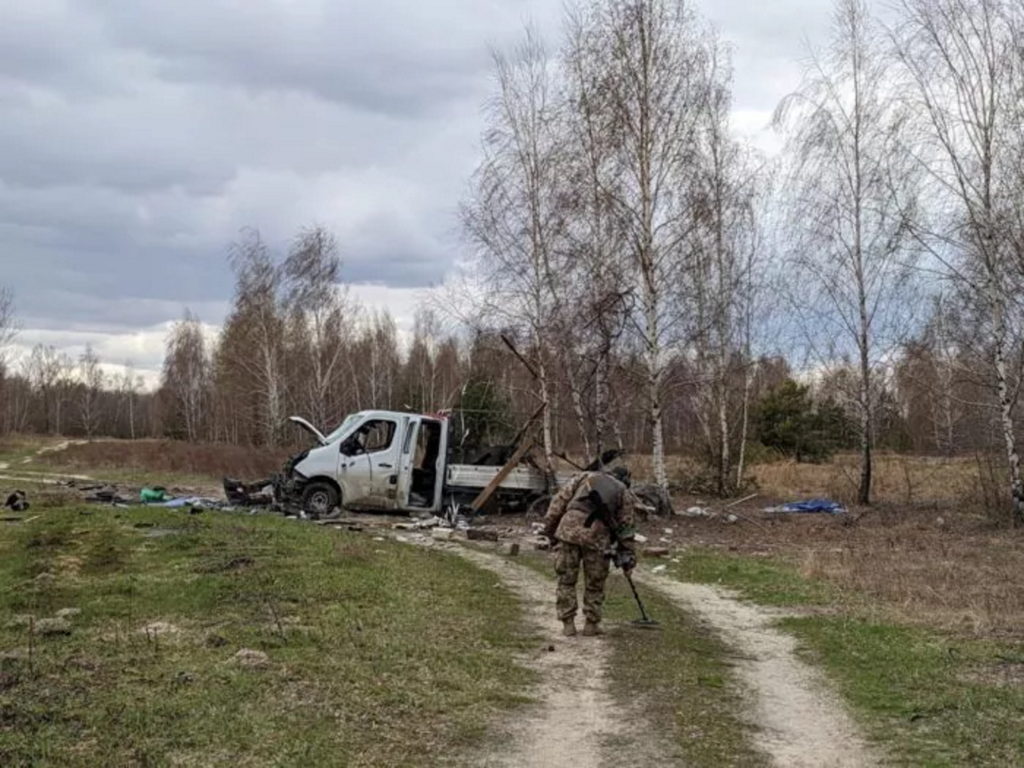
285, 410, 448, 516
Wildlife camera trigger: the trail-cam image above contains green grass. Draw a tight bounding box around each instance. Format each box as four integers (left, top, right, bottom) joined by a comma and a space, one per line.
671, 548, 1024, 767
0, 506, 534, 767
516, 550, 766, 765
670, 548, 835, 606
782, 617, 1024, 767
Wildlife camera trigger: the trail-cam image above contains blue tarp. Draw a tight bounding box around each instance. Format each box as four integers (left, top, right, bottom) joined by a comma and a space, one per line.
777, 498, 846, 514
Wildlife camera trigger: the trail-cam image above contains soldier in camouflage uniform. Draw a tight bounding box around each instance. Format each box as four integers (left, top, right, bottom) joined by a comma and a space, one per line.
542, 467, 636, 637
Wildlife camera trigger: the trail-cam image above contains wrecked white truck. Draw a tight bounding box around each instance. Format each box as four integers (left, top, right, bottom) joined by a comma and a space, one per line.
232, 410, 555, 518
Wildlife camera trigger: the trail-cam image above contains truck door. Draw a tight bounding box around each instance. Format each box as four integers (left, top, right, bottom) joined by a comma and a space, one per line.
359, 416, 403, 509
396, 418, 420, 509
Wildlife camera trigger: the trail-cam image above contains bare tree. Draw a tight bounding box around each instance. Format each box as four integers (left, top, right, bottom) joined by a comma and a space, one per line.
77, 344, 105, 437
776, 0, 918, 504
893, 0, 1024, 520
686, 38, 763, 495
597, 0, 708, 489
282, 225, 351, 429
462, 26, 565, 482
115, 361, 143, 439
0, 287, 17, 373
562, 3, 635, 461
222, 230, 286, 446
162, 311, 209, 442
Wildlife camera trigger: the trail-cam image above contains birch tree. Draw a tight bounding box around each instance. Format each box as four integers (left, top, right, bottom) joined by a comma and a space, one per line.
222, 230, 286, 446
162, 311, 209, 442
462, 27, 565, 481
562, 4, 634, 461
600, 0, 707, 489
77, 344, 105, 437
687, 38, 761, 495
283, 225, 351, 429
776, 0, 918, 504
894, 0, 1024, 521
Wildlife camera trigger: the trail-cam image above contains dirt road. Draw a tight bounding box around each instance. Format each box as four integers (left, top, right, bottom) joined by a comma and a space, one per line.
447, 546, 677, 768
640, 572, 879, 768
443, 542, 878, 767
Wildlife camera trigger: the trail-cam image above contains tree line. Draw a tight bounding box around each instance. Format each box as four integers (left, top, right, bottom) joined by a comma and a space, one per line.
1, 0, 1022, 521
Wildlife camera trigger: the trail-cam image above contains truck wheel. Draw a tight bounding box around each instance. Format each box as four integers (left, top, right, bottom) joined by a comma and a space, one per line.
302, 482, 340, 518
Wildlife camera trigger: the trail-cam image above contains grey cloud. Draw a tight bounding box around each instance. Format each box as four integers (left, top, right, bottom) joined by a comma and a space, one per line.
0, 0, 830, 372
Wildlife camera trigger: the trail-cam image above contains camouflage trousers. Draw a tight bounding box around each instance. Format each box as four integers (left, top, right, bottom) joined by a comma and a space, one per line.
555, 543, 610, 623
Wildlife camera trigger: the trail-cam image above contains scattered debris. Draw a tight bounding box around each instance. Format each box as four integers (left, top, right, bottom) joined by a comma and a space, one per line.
631, 484, 674, 517
3, 490, 29, 512
431, 528, 455, 542
765, 498, 846, 515
231, 648, 270, 669
205, 633, 228, 648
467, 528, 499, 542
634, 533, 649, 544
6, 614, 34, 630
55, 608, 81, 619
533, 538, 551, 551
643, 547, 671, 558
140, 487, 171, 503
678, 506, 715, 518
651, 565, 668, 574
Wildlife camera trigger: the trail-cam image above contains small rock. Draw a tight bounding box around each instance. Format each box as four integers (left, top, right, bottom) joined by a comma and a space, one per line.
55, 608, 81, 619
533, 538, 551, 551
724, 514, 739, 524
205, 633, 228, 648
232, 648, 270, 669
35, 617, 72, 636
6, 615, 34, 630
634, 533, 649, 544
643, 547, 671, 558
663, 528, 674, 535
431, 528, 454, 541
546, 644, 555, 652
173, 670, 196, 685
651, 564, 667, 574
467, 528, 499, 542
499, 542, 521, 557
139, 621, 180, 637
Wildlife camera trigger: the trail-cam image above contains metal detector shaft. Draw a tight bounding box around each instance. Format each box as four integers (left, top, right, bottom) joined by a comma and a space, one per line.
624, 571, 655, 624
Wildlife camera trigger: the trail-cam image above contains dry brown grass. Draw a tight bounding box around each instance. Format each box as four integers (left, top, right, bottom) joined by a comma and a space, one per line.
750, 452, 994, 510
662, 492, 1024, 639
35, 439, 290, 481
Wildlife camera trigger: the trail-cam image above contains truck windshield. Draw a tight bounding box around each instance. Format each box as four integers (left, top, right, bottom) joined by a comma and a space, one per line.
324, 414, 360, 444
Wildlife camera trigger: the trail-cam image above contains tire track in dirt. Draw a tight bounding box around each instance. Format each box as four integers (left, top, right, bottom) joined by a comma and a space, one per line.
640, 571, 880, 768
444, 545, 679, 768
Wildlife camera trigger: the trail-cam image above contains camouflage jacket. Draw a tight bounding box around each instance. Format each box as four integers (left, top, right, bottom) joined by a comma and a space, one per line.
542, 471, 636, 552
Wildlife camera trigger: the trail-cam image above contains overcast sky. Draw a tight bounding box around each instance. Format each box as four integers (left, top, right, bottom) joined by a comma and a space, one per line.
0, 0, 833, 385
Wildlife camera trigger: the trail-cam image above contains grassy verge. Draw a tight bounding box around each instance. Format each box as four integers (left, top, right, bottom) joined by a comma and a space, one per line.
516, 550, 766, 765
0, 506, 533, 767
670, 548, 1024, 767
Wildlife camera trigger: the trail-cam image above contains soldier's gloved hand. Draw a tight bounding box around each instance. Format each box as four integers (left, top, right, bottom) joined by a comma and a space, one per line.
614, 548, 636, 573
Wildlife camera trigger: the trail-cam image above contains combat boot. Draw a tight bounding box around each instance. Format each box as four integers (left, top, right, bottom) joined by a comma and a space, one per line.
562, 619, 577, 637
582, 620, 604, 636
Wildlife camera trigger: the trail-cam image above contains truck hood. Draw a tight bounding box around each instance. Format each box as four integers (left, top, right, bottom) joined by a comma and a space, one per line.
288, 416, 328, 446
